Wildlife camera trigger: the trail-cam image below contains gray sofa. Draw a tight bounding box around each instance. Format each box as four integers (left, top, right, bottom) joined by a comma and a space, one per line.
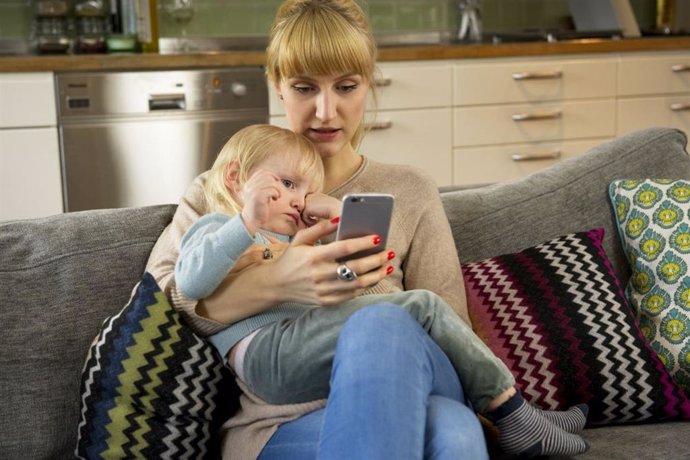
2, 127, 690, 459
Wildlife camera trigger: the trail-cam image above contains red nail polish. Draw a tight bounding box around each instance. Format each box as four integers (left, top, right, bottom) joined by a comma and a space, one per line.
387, 251, 395, 260
386, 266, 394, 275
373, 235, 382, 245
331, 216, 340, 224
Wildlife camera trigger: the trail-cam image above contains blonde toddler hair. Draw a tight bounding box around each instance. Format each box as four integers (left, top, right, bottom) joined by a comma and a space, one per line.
204, 124, 324, 216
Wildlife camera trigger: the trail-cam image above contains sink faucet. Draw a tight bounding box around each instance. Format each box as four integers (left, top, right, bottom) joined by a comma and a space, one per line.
457, 0, 482, 42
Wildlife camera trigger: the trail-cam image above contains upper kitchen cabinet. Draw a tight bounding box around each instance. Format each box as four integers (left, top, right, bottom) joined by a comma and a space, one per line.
452, 55, 617, 186
617, 51, 690, 136
0, 72, 63, 221
270, 61, 454, 187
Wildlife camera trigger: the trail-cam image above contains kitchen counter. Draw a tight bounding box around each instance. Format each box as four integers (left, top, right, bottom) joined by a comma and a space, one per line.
3, 36, 690, 73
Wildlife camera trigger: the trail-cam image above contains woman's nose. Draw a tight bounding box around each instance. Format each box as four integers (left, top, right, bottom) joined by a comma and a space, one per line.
315, 91, 336, 121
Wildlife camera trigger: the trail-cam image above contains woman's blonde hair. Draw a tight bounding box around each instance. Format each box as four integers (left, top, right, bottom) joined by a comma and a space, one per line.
266, 0, 378, 147
204, 124, 324, 216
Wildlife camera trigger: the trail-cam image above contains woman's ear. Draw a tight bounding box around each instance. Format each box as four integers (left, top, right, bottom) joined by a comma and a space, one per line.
223, 160, 241, 193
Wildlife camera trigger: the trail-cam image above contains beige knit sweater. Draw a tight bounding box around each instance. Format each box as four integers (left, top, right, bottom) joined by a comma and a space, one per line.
145, 156, 470, 459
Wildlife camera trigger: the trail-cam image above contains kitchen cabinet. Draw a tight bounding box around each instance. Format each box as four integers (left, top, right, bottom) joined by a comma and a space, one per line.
617, 51, 690, 136
0, 72, 63, 221
452, 55, 617, 186
269, 61, 454, 186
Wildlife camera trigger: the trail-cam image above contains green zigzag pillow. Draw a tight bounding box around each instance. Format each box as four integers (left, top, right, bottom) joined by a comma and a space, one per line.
76, 272, 238, 459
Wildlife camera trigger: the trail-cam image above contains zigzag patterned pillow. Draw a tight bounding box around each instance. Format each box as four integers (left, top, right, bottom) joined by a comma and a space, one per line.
463, 228, 690, 426
76, 272, 238, 459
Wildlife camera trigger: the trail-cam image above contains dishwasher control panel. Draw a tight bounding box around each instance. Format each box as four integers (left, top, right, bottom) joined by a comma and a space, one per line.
55, 68, 268, 118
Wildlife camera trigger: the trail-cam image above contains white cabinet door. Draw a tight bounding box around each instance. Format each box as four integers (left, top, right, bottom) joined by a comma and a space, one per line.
359, 108, 452, 186
618, 96, 690, 135
454, 56, 617, 106
1, 128, 63, 220
618, 52, 690, 96
454, 99, 616, 147
453, 138, 605, 186
0, 73, 56, 128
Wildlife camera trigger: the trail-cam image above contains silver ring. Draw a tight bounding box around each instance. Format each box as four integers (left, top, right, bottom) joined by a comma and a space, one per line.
336, 263, 358, 282
262, 247, 273, 260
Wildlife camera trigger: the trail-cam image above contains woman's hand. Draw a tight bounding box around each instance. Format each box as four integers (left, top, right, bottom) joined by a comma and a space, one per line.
196, 217, 395, 324
229, 241, 289, 274
268, 217, 394, 306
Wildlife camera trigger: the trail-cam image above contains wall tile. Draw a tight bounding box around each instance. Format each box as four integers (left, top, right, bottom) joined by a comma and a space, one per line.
0, 0, 665, 44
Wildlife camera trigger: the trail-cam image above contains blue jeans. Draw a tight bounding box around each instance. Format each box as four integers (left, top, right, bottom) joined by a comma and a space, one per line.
258, 304, 489, 460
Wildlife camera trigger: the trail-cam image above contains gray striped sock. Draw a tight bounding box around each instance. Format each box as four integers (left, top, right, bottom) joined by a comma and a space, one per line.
489, 393, 590, 457
538, 404, 589, 433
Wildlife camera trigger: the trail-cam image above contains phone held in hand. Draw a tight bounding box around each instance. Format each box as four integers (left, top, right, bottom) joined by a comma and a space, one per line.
335, 193, 394, 262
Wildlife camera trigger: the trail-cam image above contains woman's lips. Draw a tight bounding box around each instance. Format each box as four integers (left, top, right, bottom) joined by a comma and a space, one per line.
309, 128, 340, 141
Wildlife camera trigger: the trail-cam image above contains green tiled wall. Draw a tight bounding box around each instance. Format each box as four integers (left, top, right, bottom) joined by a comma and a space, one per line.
0, 0, 664, 41
0, 1, 32, 38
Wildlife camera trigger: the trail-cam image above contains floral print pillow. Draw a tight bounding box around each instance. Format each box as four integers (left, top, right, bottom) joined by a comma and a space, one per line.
609, 179, 690, 393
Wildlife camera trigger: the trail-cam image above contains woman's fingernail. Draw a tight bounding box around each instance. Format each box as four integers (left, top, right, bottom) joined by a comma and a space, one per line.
387, 251, 395, 260
373, 235, 382, 245
331, 216, 340, 224
386, 265, 394, 275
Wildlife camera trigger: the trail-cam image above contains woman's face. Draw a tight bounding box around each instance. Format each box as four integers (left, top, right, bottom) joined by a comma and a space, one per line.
277, 73, 369, 159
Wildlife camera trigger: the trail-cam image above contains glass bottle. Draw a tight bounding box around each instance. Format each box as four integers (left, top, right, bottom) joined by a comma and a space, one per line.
137, 0, 159, 52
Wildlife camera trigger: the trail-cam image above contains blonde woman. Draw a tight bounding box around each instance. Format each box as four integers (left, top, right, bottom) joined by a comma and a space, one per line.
147, 1, 589, 458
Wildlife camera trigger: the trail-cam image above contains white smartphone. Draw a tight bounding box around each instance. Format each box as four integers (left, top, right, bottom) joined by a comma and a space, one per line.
335, 193, 395, 262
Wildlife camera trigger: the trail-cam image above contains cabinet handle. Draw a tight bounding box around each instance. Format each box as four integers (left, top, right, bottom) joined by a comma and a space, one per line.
374, 77, 392, 87
671, 64, 690, 73
511, 110, 562, 121
670, 103, 690, 111
511, 70, 563, 80
511, 150, 562, 162
364, 120, 393, 130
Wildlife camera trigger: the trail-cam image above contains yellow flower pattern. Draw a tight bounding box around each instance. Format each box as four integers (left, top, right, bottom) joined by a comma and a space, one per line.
610, 179, 690, 393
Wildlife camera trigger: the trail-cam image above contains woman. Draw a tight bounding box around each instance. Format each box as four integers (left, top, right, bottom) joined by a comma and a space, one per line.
145, 0, 487, 458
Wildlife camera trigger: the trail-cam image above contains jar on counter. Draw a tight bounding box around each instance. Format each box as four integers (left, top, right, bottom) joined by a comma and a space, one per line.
74, 0, 108, 53
32, 0, 73, 54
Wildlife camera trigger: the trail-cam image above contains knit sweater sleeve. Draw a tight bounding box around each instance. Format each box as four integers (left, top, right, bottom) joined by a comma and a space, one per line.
175, 213, 255, 300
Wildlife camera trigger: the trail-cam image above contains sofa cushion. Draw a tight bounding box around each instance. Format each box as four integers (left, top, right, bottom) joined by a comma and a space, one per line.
76, 272, 237, 459
441, 128, 690, 286
0, 205, 176, 460
464, 228, 690, 425
609, 179, 690, 393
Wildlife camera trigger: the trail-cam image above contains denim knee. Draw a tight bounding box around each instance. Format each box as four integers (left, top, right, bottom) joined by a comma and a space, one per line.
338, 303, 417, 342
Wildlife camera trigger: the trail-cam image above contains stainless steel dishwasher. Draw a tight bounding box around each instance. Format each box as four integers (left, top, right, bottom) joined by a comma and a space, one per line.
55, 68, 268, 211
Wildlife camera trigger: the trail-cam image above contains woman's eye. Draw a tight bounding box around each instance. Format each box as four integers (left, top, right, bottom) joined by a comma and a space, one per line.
292, 85, 313, 94
281, 178, 296, 189
338, 84, 358, 93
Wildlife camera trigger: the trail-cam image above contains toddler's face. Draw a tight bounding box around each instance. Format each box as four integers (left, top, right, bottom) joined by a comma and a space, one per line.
245, 149, 317, 235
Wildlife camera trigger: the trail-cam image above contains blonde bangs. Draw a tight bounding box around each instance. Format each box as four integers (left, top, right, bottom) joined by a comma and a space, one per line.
267, 6, 375, 83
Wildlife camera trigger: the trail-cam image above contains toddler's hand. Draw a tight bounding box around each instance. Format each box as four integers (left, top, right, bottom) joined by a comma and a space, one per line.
302, 193, 341, 227
240, 170, 281, 234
